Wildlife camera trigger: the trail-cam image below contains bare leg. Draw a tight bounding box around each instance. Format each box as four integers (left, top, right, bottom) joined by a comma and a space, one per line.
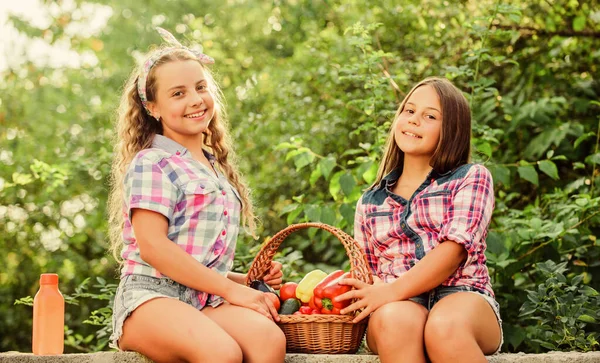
424, 292, 501, 363
203, 303, 286, 363
366, 300, 429, 363
119, 298, 243, 363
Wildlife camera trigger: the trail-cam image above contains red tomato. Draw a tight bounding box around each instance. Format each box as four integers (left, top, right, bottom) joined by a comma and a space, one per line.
299, 306, 313, 315
265, 292, 280, 311
279, 282, 298, 301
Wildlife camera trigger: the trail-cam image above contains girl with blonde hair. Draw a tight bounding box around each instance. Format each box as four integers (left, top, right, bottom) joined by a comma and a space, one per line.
107, 28, 285, 363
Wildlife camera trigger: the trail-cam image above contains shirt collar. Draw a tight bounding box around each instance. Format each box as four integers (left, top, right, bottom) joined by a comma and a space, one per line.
152, 134, 216, 163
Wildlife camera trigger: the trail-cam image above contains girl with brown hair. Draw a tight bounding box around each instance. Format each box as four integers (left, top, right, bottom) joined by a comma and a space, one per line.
337, 77, 503, 363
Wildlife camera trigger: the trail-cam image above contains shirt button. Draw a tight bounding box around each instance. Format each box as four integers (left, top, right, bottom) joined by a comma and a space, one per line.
401, 223, 406, 229
224, 210, 228, 216
222, 230, 226, 236
221, 190, 226, 195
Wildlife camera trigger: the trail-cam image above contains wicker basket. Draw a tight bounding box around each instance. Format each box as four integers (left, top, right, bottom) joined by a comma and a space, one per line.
245, 222, 373, 354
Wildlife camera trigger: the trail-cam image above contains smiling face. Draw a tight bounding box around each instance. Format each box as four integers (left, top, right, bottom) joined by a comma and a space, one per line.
147, 59, 215, 145
394, 85, 442, 159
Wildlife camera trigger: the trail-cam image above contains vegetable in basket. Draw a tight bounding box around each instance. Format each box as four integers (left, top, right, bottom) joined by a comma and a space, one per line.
313, 270, 352, 314
295, 269, 328, 303
279, 282, 298, 301
279, 298, 301, 315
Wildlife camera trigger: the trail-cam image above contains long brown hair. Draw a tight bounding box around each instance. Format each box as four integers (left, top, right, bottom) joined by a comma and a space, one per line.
371, 77, 471, 188
107, 47, 257, 261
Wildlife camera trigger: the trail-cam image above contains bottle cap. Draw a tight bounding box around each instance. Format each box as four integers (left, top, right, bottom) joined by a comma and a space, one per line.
40, 273, 59, 285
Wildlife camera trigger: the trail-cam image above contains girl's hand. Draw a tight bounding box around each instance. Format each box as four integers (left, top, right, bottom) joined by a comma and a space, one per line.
226, 284, 280, 322
262, 261, 283, 290
335, 277, 398, 323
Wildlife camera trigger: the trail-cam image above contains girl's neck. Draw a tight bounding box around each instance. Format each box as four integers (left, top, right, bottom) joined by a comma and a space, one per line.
165, 132, 205, 155
400, 155, 433, 185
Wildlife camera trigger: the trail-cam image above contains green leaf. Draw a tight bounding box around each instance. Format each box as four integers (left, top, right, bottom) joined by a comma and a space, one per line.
585, 153, 600, 165
279, 203, 299, 217
574, 132, 594, 149
573, 15, 586, 32
287, 205, 304, 225
294, 151, 314, 170
578, 314, 596, 324
320, 206, 336, 225
319, 156, 337, 180
329, 171, 344, 201
304, 204, 321, 222
489, 165, 510, 186
309, 165, 321, 187
518, 165, 539, 185
476, 142, 492, 158
362, 162, 378, 184
340, 203, 355, 224
340, 172, 356, 197
538, 160, 559, 180
580, 286, 599, 297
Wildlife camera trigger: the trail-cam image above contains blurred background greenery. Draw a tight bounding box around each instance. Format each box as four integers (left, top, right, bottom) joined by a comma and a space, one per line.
1, 0, 599, 354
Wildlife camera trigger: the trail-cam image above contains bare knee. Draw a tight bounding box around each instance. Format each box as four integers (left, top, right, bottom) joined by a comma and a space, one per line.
371, 302, 428, 337
367, 301, 428, 353
424, 313, 470, 356
245, 319, 286, 361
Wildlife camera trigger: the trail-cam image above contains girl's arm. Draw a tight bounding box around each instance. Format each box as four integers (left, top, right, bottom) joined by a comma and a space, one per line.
227, 262, 283, 290
132, 208, 279, 320
388, 240, 466, 301
227, 272, 247, 285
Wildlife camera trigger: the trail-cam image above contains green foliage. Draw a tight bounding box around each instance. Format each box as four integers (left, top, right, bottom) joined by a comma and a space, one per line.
519, 261, 599, 352
1, 0, 599, 354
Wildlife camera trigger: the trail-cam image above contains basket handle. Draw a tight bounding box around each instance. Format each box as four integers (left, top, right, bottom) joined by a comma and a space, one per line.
245, 222, 373, 286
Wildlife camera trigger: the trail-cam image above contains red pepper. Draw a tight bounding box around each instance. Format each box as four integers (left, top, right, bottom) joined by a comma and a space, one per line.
321, 306, 341, 315
313, 270, 352, 314
309, 295, 321, 311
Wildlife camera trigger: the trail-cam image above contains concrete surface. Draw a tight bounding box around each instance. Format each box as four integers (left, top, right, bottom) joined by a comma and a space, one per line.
1, 351, 599, 362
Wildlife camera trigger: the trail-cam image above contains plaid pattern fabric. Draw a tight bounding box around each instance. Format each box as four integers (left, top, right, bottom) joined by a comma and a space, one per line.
354, 163, 495, 298
119, 134, 242, 308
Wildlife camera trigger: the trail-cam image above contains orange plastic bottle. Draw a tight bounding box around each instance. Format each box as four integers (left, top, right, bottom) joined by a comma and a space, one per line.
32, 273, 64, 355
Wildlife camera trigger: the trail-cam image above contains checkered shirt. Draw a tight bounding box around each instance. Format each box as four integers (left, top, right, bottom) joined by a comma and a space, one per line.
119, 134, 242, 308
354, 163, 495, 298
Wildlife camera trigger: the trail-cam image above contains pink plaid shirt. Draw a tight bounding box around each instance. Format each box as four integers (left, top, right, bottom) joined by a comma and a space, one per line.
354, 163, 495, 298
119, 134, 242, 308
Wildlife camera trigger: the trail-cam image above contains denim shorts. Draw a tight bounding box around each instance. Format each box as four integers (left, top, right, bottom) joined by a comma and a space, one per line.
409, 285, 503, 354
109, 274, 224, 349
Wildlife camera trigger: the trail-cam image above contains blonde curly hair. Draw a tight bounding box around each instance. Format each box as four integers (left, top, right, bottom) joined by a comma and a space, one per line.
107, 47, 257, 261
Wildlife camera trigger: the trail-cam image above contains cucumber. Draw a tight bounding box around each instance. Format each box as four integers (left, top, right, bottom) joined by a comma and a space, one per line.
279, 298, 301, 315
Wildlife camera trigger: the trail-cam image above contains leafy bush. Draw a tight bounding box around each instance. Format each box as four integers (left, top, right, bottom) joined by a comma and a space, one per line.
520, 261, 599, 352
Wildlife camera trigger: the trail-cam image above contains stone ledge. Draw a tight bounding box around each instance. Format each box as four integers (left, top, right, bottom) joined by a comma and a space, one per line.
1, 352, 600, 362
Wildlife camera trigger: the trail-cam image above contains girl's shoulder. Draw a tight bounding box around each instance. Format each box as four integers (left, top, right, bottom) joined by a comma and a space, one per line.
132, 147, 172, 165
439, 163, 492, 183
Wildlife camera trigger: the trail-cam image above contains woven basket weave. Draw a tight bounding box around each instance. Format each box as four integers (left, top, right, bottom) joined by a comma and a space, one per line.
246, 222, 373, 354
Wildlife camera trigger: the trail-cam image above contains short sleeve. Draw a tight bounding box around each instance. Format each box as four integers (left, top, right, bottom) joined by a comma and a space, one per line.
438, 164, 494, 266
354, 196, 378, 275
124, 153, 178, 222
